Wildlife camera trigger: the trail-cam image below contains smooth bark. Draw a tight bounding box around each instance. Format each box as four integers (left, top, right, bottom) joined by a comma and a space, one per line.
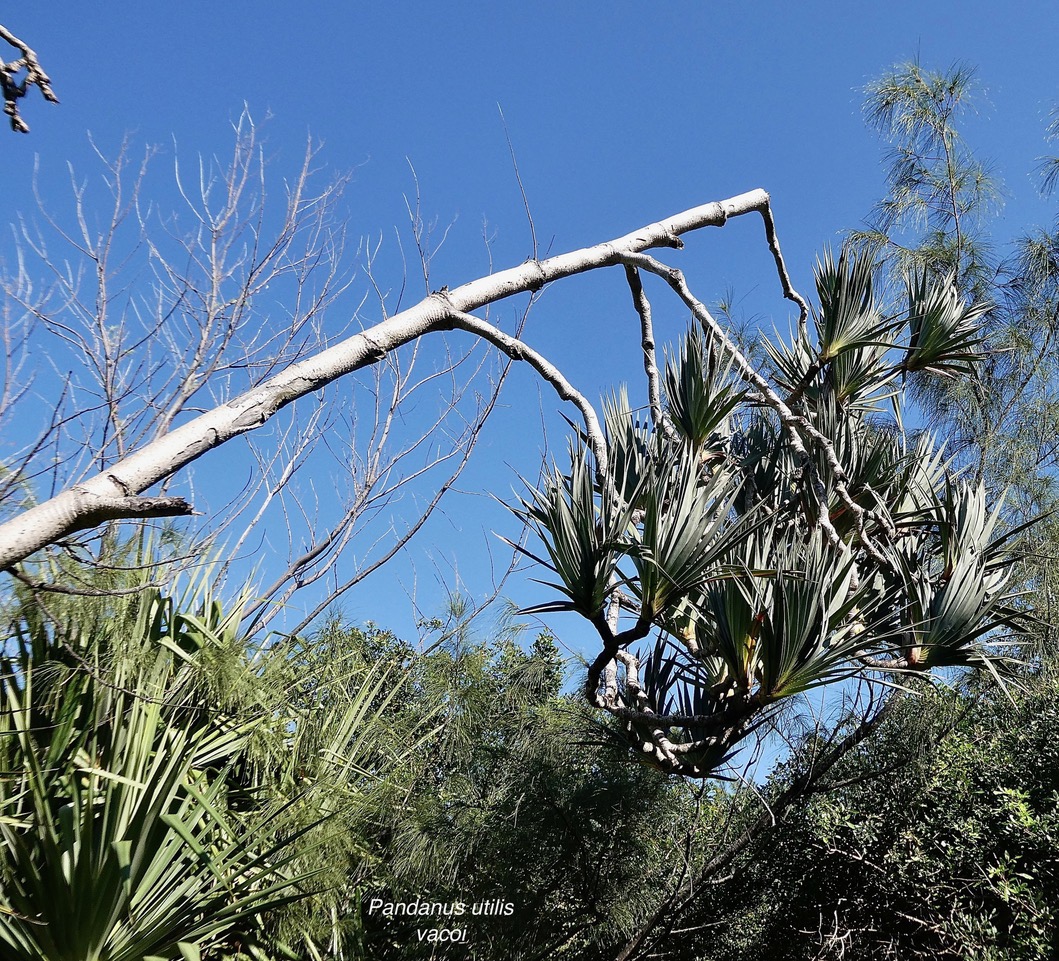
0, 190, 774, 569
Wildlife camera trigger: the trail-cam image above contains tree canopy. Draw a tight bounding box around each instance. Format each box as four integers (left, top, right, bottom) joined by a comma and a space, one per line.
0, 35, 1058, 961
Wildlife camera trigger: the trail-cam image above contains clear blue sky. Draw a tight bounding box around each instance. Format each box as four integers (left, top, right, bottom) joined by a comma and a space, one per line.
3, 3, 1058, 652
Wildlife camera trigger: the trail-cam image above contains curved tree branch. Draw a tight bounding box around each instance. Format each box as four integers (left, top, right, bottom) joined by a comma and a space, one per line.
445, 306, 608, 479
0, 190, 773, 569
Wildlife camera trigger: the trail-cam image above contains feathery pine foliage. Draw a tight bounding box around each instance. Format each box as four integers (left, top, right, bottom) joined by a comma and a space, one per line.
855, 60, 1059, 658
344, 622, 719, 961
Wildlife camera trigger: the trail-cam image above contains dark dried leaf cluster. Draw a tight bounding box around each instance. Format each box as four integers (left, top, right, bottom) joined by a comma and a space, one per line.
0, 24, 57, 133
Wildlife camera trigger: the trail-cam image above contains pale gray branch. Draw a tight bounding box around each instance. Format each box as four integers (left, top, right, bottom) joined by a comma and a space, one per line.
624, 265, 678, 442
0, 190, 771, 568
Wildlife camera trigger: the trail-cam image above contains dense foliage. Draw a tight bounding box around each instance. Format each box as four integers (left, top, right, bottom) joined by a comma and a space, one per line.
678, 673, 1059, 960
0, 554, 721, 960
3, 57, 1059, 961
0, 549, 438, 960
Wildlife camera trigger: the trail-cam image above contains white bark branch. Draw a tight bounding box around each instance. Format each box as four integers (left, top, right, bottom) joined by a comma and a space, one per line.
759, 199, 810, 338
0, 189, 771, 569
624, 265, 678, 443
445, 307, 608, 479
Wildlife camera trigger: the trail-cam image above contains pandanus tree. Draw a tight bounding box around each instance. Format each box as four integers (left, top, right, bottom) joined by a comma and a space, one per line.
515, 248, 1029, 777
0, 20, 1034, 795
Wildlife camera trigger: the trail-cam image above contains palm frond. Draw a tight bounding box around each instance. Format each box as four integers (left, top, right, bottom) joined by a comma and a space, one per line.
903, 270, 990, 378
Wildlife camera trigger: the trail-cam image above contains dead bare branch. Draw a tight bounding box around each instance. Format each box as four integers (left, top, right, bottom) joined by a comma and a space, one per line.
0, 188, 774, 569
0, 23, 58, 133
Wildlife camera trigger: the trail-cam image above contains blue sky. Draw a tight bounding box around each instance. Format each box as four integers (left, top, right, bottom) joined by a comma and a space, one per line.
3, 3, 1058, 653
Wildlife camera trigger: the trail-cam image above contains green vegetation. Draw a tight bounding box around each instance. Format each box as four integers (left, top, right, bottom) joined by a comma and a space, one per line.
684, 672, 1059, 960
0, 550, 436, 959
3, 59, 1059, 961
